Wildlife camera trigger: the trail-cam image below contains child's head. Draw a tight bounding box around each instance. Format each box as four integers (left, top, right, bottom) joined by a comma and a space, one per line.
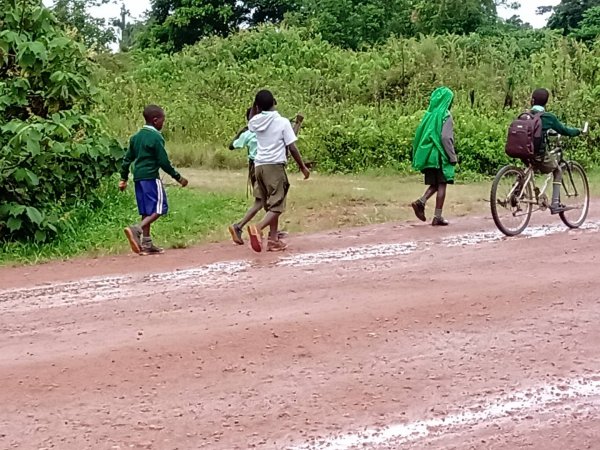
531, 88, 550, 108
144, 105, 165, 131
253, 90, 276, 113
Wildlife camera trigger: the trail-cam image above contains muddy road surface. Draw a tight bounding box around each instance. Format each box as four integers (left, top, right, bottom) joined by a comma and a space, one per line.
1, 212, 599, 450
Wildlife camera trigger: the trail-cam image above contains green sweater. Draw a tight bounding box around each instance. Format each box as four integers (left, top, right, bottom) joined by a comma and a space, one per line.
120, 126, 181, 182
540, 112, 581, 137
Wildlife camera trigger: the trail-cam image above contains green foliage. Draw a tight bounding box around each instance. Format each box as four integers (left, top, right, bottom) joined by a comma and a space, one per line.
246, 0, 300, 25
574, 6, 600, 40
101, 27, 600, 178
412, 0, 498, 35
0, 181, 248, 265
547, 0, 600, 34
139, 0, 248, 52
290, 0, 414, 50
50, 0, 116, 51
0, 0, 121, 242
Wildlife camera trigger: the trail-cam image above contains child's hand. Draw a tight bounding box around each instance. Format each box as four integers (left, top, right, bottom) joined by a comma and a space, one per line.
179, 177, 189, 187
119, 180, 127, 191
301, 167, 311, 180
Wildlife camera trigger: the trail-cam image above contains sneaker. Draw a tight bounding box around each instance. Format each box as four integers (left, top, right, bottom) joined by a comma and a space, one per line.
550, 203, 574, 215
141, 240, 165, 256
267, 239, 288, 252
411, 201, 427, 222
247, 225, 263, 253
277, 231, 289, 239
228, 224, 244, 245
124, 225, 142, 254
432, 217, 450, 226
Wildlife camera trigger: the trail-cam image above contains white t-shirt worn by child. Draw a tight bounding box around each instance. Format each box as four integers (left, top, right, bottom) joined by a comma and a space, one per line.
248, 111, 297, 166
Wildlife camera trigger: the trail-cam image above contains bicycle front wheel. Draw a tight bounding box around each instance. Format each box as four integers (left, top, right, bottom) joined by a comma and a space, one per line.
560, 161, 589, 229
490, 165, 533, 236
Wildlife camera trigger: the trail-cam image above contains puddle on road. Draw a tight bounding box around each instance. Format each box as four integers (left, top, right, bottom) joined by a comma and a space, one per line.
290, 373, 600, 450
2, 221, 599, 311
0, 260, 250, 312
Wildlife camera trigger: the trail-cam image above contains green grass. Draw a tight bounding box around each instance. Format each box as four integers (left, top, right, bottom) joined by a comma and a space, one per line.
2, 168, 599, 267
0, 182, 247, 266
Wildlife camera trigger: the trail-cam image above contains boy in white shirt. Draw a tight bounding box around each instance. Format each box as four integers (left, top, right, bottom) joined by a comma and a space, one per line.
246, 90, 310, 252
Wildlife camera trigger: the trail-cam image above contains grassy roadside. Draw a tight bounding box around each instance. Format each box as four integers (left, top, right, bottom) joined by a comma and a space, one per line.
2, 168, 599, 266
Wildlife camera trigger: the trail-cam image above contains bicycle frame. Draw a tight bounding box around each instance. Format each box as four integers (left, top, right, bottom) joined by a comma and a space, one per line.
509, 136, 579, 209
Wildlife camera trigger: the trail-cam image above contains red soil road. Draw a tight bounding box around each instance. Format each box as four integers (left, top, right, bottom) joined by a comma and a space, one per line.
1, 211, 600, 450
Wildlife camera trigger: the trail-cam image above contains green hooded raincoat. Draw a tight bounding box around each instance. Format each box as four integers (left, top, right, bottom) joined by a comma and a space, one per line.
412, 87, 455, 183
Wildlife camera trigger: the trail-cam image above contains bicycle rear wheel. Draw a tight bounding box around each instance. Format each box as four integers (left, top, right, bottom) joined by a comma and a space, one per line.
490, 165, 533, 236
559, 161, 589, 229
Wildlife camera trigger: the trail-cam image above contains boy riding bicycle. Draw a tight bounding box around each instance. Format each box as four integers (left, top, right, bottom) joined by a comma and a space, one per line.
529, 88, 581, 214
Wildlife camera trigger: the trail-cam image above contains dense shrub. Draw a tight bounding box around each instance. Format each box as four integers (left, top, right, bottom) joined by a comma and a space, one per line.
0, 0, 121, 242
100, 26, 600, 176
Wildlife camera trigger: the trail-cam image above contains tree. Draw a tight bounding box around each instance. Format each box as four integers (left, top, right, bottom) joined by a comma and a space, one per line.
50, 0, 116, 51
139, 0, 248, 52
111, 3, 145, 51
544, 0, 600, 34
0, 0, 120, 241
246, 0, 300, 25
411, 0, 506, 35
574, 6, 600, 40
292, 0, 414, 49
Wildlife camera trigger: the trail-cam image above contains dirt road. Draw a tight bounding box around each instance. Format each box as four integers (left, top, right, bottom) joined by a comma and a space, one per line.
1, 211, 599, 450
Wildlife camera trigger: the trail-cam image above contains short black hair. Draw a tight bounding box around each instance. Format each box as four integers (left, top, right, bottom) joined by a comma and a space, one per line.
532, 88, 550, 107
245, 107, 253, 121
254, 90, 276, 112
143, 104, 164, 122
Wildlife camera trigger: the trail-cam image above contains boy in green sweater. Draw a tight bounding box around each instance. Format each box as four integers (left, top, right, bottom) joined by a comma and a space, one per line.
530, 88, 581, 214
119, 105, 188, 255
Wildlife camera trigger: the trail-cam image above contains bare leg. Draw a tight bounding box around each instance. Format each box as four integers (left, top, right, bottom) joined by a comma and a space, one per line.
551, 167, 563, 205
435, 183, 447, 211
258, 211, 280, 241
140, 213, 161, 238
421, 185, 438, 204
237, 199, 263, 229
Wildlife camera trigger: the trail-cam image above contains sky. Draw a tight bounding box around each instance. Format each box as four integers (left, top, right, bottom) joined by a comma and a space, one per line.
43, 0, 562, 29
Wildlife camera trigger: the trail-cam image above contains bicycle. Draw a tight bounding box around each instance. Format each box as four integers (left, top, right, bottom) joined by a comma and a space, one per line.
490, 122, 590, 237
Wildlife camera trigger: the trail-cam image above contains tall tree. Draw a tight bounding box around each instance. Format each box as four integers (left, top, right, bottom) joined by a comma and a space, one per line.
294, 0, 414, 49
544, 0, 600, 34
139, 0, 247, 51
246, 0, 300, 25
411, 0, 504, 35
50, 0, 116, 51
574, 6, 600, 39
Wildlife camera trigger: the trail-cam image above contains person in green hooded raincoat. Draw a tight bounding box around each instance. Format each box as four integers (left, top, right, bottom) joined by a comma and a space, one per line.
411, 87, 457, 226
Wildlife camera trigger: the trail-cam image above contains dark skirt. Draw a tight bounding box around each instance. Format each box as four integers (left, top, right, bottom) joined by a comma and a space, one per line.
423, 168, 453, 186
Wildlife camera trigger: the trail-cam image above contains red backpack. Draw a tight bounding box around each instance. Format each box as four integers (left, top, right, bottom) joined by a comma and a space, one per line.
505, 110, 544, 160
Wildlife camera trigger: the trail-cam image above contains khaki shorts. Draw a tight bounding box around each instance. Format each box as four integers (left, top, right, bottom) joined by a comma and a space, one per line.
255, 164, 289, 214
532, 152, 559, 174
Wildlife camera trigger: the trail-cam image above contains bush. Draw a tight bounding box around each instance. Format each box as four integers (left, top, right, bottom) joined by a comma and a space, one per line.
100, 26, 600, 177
0, 0, 121, 242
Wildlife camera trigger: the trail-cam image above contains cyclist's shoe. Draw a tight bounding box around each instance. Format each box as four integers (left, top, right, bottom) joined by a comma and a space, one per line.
228, 224, 244, 245
411, 200, 427, 222
550, 203, 575, 215
432, 216, 450, 227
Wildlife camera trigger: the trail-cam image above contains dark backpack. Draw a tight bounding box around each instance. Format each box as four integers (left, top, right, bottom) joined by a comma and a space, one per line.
505, 110, 544, 160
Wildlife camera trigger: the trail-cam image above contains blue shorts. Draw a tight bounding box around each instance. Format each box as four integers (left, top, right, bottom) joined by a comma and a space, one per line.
135, 179, 168, 216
